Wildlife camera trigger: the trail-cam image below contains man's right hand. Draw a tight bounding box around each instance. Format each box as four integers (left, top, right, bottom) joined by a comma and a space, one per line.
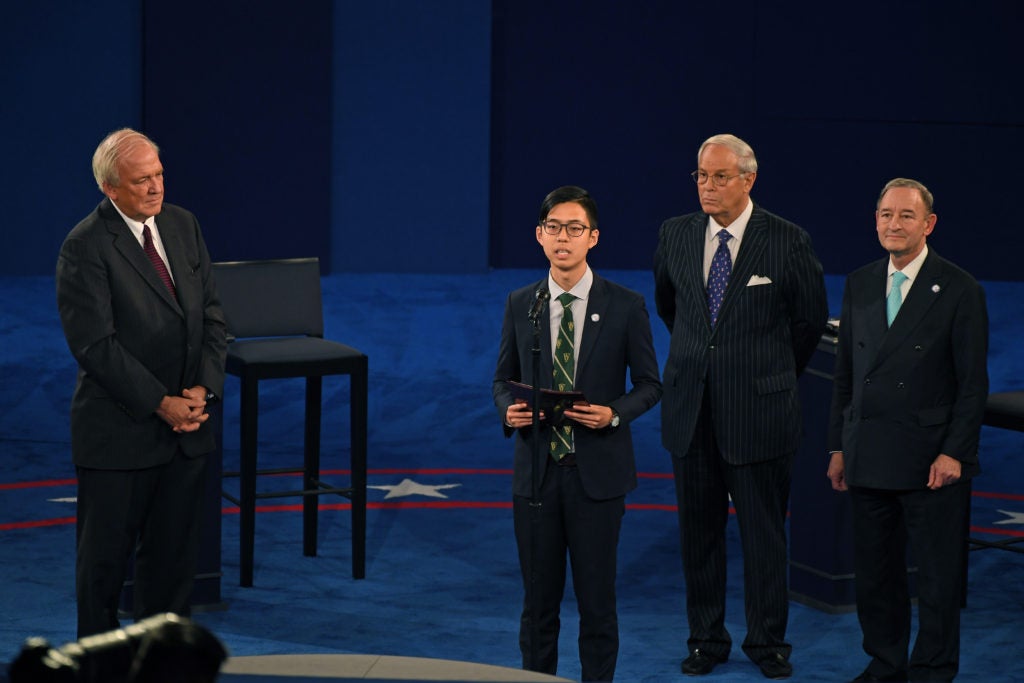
505, 400, 545, 429
827, 452, 847, 491
156, 392, 209, 433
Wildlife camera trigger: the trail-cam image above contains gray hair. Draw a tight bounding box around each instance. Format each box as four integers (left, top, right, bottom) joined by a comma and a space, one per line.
698, 133, 758, 174
91, 128, 160, 192
877, 177, 934, 214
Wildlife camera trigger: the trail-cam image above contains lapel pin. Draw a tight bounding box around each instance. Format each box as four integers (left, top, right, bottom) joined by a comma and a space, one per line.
591, 313, 600, 322
931, 284, 940, 293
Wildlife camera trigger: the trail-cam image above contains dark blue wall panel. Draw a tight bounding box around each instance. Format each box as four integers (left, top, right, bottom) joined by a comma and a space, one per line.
1, 2, 141, 276
4, 1, 1023, 281
490, 1, 729, 274
141, 0, 333, 269
490, 0, 1024, 281
331, 0, 491, 273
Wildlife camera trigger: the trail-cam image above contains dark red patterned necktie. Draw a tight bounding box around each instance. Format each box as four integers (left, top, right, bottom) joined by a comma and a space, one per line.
142, 223, 177, 298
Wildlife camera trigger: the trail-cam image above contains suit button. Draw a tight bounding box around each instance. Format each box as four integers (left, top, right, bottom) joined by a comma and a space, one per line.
914, 345, 923, 351
897, 382, 905, 389
708, 344, 716, 350
864, 378, 872, 385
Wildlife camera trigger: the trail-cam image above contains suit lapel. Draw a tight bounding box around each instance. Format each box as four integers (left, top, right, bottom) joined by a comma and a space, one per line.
862, 259, 889, 344
159, 215, 190, 315
876, 251, 946, 360
575, 275, 608, 378
715, 206, 767, 326
103, 200, 182, 315
532, 279, 554, 385
677, 214, 712, 327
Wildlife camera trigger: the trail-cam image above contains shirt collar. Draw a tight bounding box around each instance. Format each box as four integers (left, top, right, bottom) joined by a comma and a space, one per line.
707, 199, 753, 243
549, 266, 594, 302
110, 201, 155, 244
888, 244, 929, 282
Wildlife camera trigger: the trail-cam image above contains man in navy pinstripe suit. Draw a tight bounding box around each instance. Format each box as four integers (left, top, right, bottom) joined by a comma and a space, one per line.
653, 134, 828, 679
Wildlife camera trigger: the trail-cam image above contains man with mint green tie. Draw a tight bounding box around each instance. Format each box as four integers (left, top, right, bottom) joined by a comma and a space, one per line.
828, 178, 989, 682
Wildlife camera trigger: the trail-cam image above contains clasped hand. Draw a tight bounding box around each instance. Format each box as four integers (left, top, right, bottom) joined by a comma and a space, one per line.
156, 386, 210, 433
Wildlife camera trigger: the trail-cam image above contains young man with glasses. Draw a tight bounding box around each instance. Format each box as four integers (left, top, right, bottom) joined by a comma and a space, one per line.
653, 134, 828, 679
493, 185, 662, 681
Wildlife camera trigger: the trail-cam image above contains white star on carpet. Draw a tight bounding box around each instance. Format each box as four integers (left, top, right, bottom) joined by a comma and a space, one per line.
994, 509, 1024, 525
369, 478, 461, 499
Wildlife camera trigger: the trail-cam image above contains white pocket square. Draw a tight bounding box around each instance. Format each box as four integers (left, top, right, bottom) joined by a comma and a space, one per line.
747, 275, 772, 286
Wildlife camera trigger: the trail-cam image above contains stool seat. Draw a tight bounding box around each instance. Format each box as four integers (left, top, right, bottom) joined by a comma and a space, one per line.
967, 390, 1024, 558
983, 391, 1024, 432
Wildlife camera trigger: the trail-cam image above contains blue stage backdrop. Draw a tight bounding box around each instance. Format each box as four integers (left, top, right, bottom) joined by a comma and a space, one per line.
489, 0, 1024, 280
2, 0, 1022, 280
141, 0, 333, 270
331, 0, 492, 274
1, 2, 141, 277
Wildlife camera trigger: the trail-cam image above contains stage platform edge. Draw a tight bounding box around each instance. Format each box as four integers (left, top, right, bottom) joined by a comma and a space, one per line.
220, 653, 574, 682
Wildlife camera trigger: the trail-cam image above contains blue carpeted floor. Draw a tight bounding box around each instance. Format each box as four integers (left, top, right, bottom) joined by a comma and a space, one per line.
1, 270, 1022, 682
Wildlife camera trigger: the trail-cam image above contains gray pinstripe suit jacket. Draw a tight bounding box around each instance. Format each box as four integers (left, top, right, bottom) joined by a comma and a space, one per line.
56, 199, 227, 470
653, 205, 828, 463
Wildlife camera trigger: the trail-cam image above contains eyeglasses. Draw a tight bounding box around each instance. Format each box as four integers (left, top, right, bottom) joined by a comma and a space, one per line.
540, 221, 591, 237
691, 170, 746, 187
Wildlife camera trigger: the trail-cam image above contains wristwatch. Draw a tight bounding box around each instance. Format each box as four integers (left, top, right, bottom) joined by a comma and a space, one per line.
609, 410, 620, 428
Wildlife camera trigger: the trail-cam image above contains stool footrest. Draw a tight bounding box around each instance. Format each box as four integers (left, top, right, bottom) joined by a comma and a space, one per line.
968, 537, 1024, 553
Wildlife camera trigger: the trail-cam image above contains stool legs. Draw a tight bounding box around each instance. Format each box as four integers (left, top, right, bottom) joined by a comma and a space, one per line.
231, 366, 367, 586
239, 376, 259, 588
303, 377, 322, 557
351, 360, 368, 579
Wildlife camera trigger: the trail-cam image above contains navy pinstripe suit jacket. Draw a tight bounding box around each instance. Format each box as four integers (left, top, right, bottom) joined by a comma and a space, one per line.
653, 205, 828, 464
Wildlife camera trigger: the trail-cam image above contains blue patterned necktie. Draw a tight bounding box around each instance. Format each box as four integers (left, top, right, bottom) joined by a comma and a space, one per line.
550, 292, 576, 461
706, 229, 732, 326
886, 271, 908, 327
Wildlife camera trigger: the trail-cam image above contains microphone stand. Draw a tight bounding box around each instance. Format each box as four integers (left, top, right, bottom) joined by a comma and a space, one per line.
527, 297, 545, 672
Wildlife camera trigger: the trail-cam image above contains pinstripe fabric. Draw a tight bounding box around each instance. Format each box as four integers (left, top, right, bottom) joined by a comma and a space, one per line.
653, 204, 828, 663
653, 206, 828, 463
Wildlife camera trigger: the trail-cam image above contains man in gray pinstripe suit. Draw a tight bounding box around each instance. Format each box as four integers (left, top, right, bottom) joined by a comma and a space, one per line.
653, 134, 828, 679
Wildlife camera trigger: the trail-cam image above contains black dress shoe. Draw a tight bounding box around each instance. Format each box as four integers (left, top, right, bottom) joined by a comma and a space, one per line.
681, 649, 724, 676
757, 653, 792, 679
850, 670, 908, 682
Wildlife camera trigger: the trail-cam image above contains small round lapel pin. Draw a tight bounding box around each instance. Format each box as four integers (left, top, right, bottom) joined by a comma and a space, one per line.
931, 284, 940, 293
591, 313, 600, 322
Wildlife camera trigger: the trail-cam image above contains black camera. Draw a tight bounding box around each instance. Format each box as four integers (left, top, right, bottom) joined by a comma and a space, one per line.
8, 613, 227, 683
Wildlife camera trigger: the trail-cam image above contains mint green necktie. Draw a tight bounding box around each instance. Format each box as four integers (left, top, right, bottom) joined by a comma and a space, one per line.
886, 271, 908, 327
550, 292, 576, 461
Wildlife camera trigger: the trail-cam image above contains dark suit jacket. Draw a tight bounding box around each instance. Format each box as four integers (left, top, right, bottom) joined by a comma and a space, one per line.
653, 205, 828, 463
492, 274, 662, 501
826, 249, 989, 489
56, 199, 227, 470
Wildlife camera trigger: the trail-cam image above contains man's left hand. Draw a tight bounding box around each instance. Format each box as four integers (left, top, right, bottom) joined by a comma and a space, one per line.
563, 403, 616, 429
927, 453, 962, 490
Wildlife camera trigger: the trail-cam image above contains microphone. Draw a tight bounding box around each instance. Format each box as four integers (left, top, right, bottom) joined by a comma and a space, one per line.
527, 286, 550, 322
